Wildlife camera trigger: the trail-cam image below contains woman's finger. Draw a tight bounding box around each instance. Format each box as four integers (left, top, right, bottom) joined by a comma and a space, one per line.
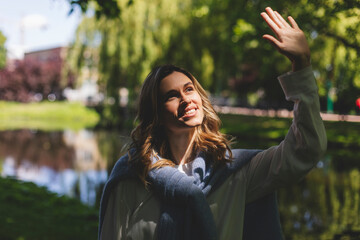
262, 34, 282, 49
261, 12, 280, 35
265, 7, 283, 28
274, 11, 291, 28
288, 16, 300, 29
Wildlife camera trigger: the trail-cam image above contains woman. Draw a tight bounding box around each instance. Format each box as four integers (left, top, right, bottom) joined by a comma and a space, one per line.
99, 7, 327, 240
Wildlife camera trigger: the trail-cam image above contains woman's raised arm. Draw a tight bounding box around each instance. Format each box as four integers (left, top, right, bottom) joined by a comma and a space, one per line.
242, 8, 327, 203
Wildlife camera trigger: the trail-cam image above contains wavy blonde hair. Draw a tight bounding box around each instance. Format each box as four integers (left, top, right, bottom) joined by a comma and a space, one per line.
129, 64, 232, 184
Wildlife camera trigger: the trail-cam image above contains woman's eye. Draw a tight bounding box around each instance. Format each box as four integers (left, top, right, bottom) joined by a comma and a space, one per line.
167, 96, 176, 100
164, 93, 178, 101
185, 87, 193, 92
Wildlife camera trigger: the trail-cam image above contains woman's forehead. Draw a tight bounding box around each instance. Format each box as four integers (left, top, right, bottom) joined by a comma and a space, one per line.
159, 72, 193, 94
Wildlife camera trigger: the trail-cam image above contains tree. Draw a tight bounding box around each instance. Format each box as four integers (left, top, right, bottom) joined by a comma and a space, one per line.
68, 0, 360, 114
0, 59, 65, 102
66, 0, 192, 127
0, 31, 6, 69
68, 0, 122, 19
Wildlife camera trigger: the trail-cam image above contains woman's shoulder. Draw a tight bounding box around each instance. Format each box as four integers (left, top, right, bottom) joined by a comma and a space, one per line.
228, 149, 263, 168
110, 175, 153, 211
108, 151, 137, 181
114, 177, 149, 196
110, 151, 153, 199
231, 149, 263, 157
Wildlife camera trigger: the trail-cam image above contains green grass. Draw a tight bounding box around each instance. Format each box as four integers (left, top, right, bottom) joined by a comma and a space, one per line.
220, 114, 360, 148
0, 101, 100, 131
0, 177, 98, 240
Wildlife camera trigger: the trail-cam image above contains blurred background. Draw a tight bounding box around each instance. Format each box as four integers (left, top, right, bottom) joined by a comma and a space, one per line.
0, 0, 360, 239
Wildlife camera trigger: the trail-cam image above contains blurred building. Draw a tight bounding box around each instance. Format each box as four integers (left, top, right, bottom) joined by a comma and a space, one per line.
24, 46, 103, 104
24, 46, 66, 63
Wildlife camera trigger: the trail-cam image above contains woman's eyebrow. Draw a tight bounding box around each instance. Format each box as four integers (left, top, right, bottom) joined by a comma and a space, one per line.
183, 82, 193, 88
164, 82, 193, 95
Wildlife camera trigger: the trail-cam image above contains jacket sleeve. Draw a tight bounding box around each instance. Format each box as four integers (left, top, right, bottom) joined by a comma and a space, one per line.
244, 66, 327, 203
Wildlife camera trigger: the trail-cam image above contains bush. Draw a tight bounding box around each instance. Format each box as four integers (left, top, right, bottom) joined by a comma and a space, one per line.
0, 177, 99, 240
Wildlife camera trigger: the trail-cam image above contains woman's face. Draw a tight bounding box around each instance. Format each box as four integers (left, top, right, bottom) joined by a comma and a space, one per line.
159, 71, 204, 134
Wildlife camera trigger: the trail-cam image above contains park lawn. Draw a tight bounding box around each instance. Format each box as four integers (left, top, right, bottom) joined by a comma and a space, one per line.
0, 101, 100, 131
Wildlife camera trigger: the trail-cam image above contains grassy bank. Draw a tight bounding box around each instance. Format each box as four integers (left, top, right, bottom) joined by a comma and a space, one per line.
0, 177, 98, 240
219, 113, 360, 148
0, 101, 100, 131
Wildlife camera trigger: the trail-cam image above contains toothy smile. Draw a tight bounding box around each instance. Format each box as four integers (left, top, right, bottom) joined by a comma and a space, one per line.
185, 109, 196, 115
180, 108, 197, 118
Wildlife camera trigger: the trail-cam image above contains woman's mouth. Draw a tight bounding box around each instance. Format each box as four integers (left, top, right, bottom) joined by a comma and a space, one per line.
182, 108, 197, 118
185, 109, 196, 115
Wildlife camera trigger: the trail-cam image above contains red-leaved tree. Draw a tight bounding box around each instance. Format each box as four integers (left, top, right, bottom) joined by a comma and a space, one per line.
0, 57, 73, 102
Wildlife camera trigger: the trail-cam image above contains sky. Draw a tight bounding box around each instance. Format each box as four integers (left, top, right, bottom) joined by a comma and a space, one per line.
0, 0, 82, 59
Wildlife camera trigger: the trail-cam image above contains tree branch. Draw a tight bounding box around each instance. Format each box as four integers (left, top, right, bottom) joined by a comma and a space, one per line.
322, 31, 360, 53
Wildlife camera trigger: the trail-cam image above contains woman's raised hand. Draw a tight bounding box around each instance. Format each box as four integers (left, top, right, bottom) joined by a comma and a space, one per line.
261, 7, 311, 72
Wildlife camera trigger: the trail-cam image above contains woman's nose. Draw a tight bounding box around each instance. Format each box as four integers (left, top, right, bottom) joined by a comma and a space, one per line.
180, 95, 191, 104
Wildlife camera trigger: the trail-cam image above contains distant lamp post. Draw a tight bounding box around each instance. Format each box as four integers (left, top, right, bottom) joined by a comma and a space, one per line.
326, 81, 335, 114
325, 63, 335, 114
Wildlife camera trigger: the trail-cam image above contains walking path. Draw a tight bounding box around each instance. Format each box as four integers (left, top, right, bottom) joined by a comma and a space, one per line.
213, 105, 360, 123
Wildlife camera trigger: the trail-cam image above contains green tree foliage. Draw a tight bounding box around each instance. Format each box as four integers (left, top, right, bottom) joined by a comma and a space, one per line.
67, 0, 192, 127
284, 0, 360, 113
0, 31, 6, 69
68, 0, 360, 120
68, 0, 122, 19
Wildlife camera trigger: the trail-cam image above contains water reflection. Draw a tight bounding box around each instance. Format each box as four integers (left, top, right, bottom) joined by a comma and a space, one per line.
0, 129, 127, 206
278, 165, 360, 239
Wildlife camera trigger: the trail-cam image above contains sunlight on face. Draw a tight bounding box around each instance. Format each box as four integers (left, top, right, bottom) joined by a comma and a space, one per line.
159, 71, 204, 134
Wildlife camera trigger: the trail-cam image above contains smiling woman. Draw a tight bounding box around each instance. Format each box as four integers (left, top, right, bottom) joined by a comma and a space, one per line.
129, 64, 231, 173
98, 7, 327, 240
160, 71, 204, 132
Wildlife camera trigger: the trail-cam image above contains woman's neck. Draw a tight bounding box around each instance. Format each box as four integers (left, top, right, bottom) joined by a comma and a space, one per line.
166, 129, 196, 165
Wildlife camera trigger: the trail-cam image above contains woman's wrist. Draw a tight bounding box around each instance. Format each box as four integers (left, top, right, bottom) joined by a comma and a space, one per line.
292, 54, 311, 72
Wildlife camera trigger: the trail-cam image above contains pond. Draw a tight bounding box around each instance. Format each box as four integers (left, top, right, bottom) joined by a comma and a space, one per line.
0, 129, 130, 206
0, 128, 359, 239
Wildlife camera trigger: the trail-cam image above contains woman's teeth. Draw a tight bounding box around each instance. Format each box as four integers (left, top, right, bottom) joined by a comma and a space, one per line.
185, 109, 196, 115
